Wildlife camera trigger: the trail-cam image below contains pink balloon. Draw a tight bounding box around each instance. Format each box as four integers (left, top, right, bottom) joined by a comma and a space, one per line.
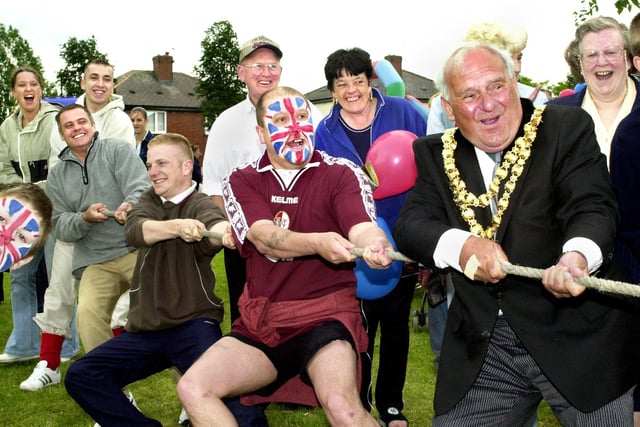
559, 88, 575, 97
365, 130, 418, 199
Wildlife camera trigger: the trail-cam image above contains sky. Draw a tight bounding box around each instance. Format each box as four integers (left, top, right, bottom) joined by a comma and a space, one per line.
3, 0, 639, 95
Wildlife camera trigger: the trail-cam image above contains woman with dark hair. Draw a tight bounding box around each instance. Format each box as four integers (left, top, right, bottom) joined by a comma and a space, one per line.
315, 47, 426, 427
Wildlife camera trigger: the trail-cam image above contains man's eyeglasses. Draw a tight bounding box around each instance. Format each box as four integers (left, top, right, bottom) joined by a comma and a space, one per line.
579, 45, 625, 67
241, 63, 282, 76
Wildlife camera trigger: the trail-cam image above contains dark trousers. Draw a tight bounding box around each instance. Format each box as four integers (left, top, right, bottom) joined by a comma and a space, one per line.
360, 273, 416, 413
35, 255, 48, 312
224, 246, 246, 323
65, 318, 268, 427
433, 317, 634, 426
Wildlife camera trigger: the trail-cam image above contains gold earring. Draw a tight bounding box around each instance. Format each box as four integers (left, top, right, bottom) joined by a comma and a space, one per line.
333, 97, 338, 105
369, 91, 373, 101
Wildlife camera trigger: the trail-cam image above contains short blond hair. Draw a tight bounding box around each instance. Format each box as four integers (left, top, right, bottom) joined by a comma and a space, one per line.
148, 133, 194, 162
464, 21, 528, 53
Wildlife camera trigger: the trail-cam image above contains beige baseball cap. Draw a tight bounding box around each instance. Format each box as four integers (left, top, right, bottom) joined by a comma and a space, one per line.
239, 35, 283, 62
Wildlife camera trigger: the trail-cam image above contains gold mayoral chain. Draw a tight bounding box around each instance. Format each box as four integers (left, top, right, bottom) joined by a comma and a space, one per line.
441, 105, 545, 239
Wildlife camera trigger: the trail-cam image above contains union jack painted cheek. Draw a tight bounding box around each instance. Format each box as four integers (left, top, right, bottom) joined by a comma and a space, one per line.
264, 96, 314, 165
0, 197, 40, 271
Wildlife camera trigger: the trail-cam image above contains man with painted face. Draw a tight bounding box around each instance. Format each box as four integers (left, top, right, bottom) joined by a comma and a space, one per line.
178, 87, 393, 427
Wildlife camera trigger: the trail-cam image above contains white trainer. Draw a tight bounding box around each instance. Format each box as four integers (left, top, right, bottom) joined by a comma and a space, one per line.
126, 391, 139, 410
178, 407, 190, 425
19, 360, 61, 391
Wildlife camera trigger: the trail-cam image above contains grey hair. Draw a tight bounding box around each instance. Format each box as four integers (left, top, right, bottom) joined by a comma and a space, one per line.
436, 42, 515, 101
574, 16, 630, 53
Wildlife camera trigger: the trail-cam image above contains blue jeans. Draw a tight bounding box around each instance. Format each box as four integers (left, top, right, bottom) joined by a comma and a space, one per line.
3, 243, 79, 358
5, 248, 43, 356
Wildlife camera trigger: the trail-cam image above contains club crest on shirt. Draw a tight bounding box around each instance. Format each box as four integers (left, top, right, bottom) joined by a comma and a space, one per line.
266, 211, 292, 263
273, 211, 290, 229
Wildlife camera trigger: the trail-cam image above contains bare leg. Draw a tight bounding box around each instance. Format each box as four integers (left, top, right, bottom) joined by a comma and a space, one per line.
308, 340, 379, 427
178, 336, 276, 427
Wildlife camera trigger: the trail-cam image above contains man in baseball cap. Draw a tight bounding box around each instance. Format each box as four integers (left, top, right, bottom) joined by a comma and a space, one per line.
239, 35, 283, 62
201, 34, 321, 367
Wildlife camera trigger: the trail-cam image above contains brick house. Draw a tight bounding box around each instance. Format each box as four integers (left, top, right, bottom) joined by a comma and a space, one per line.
115, 53, 207, 154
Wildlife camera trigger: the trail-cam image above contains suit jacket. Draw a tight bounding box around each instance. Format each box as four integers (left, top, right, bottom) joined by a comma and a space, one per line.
394, 99, 640, 413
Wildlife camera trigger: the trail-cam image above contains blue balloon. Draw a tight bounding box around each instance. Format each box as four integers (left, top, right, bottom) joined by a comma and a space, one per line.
355, 217, 403, 299
574, 82, 587, 93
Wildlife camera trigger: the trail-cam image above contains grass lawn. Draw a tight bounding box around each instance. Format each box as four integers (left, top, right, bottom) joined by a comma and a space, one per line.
0, 252, 561, 426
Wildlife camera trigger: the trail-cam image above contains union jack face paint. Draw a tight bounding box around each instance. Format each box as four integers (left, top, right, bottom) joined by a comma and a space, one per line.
264, 95, 314, 165
0, 197, 40, 271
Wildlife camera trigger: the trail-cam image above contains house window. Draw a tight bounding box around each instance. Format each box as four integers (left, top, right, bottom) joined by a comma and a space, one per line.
147, 111, 166, 133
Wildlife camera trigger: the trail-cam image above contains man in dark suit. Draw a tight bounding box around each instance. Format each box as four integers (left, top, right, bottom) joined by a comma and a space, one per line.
394, 42, 640, 426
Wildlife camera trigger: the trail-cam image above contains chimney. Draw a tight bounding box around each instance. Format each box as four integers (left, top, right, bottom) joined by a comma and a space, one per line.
153, 52, 174, 81
384, 55, 403, 76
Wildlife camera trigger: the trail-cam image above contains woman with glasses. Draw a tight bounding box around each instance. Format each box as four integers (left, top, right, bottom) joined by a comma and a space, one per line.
551, 16, 634, 164
550, 15, 640, 425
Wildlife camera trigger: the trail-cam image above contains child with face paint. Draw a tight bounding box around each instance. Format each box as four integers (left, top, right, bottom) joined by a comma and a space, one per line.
179, 87, 394, 427
0, 67, 78, 365
0, 183, 52, 272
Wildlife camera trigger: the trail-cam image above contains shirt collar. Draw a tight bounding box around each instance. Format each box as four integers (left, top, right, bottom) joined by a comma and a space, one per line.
160, 182, 197, 204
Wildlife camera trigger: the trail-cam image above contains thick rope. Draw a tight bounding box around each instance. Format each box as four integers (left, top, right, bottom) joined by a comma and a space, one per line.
349, 248, 415, 262
101, 210, 224, 239
502, 262, 640, 298
101, 208, 640, 295
101, 210, 414, 262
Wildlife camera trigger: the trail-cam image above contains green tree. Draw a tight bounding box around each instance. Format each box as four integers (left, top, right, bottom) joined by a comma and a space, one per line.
575, 0, 640, 23
0, 24, 49, 121
56, 36, 107, 97
552, 0, 640, 96
194, 20, 245, 129
548, 74, 581, 97
517, 74, 560, 100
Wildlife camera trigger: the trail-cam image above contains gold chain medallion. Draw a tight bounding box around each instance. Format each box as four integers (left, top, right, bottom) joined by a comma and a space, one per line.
441, 105, 545, 239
